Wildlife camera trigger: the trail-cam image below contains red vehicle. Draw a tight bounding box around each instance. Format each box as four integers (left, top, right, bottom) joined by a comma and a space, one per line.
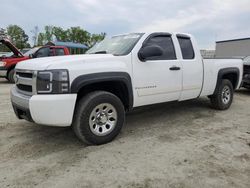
0, 38, 70, 83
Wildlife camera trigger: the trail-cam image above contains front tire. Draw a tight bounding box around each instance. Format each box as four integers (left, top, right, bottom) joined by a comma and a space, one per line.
72, 91, 125, 145
210, 79, 234, 110
7, 69, 15, 83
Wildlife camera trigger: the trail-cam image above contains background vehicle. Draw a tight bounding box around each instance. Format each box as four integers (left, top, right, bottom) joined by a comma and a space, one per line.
0, 38, 70, 83
24, 45, 70, 58
0, 38, 29, 82
242, 56, 250, 89
11, 32, 243, 145
20, 48, 31, 54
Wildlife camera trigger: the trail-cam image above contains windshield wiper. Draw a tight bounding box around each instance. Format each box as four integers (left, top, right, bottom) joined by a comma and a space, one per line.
92, 51, 107, 54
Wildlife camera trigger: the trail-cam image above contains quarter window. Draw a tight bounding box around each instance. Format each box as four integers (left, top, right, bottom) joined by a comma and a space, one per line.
144, 35, 176, 60
177, 36, 195, 59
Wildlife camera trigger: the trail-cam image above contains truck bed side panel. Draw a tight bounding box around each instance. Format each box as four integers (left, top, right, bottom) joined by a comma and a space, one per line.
200, 59, 243, 96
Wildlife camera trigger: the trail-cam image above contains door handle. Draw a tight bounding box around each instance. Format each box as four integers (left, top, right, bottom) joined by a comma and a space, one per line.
169, 66, 181, 71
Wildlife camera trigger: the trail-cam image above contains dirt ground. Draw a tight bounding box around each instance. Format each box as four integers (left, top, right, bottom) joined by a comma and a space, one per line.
0, 78, 250, 188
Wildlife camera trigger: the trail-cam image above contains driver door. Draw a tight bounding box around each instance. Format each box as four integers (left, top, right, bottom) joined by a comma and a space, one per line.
132, 33, 182, 107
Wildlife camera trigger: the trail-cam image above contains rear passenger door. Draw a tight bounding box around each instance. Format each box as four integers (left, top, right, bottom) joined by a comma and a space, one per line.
132, 33, 182, 106
176, 34, 203, 100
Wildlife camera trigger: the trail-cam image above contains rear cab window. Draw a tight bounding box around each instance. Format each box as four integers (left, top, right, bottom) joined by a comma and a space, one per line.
177, 34, 195, 59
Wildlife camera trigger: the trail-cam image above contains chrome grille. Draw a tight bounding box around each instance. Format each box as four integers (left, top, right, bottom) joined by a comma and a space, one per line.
15, 69, 36, 96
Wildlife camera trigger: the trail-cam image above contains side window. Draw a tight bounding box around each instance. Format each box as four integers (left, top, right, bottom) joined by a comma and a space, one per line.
177, 37, 195, 59
55, 48, 65, 56
144, 35, 176, 60
36, 47, 50, 58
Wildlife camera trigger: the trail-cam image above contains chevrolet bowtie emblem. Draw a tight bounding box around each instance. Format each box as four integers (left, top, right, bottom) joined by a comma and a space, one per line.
15, 75, 19, 84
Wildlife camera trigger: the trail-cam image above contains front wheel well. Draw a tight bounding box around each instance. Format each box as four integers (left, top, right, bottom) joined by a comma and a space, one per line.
76, 81, 131, 111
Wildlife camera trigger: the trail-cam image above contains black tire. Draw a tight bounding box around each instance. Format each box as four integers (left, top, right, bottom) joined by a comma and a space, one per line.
7, 69, 15, 83
210, 79, 234, 110
72, 91, 125, 145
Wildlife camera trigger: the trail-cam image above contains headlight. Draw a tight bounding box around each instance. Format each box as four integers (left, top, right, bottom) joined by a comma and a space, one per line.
0, 61, 6, 67
36, 69, 70, 94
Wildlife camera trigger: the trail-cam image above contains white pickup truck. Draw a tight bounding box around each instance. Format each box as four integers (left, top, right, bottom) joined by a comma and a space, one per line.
11, 32, 243, 145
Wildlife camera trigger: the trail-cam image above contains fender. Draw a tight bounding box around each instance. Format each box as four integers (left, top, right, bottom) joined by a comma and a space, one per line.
70, 72, 133, 110
213, 67, 240, 95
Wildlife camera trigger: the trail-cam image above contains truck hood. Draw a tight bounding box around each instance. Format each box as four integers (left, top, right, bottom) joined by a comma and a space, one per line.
15, 54, 123, 70
0, 39, 24, 57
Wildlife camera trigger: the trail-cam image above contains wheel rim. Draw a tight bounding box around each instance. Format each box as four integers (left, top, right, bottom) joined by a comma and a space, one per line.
221, 86, 231, 104
89, 103, 117, 136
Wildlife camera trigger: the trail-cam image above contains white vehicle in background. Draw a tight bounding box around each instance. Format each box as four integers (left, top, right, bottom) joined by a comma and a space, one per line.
11, 32, 243, 145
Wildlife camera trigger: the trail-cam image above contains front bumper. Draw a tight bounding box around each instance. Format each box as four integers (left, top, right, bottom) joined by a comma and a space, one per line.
11, 87, 77, 127
0, 66, 7, 77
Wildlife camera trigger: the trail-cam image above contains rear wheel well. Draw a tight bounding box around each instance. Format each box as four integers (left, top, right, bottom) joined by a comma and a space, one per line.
76, 81, 130, 111
222, 73, 238, 89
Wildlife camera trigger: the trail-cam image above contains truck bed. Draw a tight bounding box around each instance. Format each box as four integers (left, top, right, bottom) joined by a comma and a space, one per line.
200, 58, 243, 96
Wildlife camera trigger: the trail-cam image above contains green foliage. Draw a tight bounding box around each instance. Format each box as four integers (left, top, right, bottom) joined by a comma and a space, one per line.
0, 28, 7, 38
1, 25, 106, 50
88, 32, 106, 47
6, 25, 30, 49
37, 26, 106, 48
0, 28, 9, 52
44, 26, 53, 43
31, 26, 39, 46
52, 27, 68, 42
37, 33, 45, 46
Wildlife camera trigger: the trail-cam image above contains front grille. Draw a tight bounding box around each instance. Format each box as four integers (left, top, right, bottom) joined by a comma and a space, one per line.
15, 70, 35, 95
16, 72, 33, 78
17, 84, 32, 92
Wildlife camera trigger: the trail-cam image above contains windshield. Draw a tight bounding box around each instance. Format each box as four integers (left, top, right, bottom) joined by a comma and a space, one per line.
86, 33, 144, 56
24, 47, 40, 56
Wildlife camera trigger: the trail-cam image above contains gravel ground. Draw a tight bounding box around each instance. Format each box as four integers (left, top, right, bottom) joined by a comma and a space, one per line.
0, 78, 250, 188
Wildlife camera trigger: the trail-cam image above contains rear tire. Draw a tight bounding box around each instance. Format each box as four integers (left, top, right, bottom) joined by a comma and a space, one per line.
210, 79, 234, 110
72, 91, 125, 145
7, 69, 15, 83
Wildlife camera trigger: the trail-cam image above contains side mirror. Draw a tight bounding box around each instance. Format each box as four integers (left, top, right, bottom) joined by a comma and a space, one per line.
138, 45, 163, 61
29, 54, 36, 58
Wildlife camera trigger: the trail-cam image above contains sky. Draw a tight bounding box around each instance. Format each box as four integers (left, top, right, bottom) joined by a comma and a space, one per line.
0, 0, 250, 49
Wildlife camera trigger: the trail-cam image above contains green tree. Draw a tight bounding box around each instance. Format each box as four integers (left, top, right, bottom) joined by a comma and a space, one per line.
44, 25, 53, 43
31, 26, 39, 46
36, 26, 53, 45
7, 25, 30, 49
0, 28, 7, 39
52, 27, 68, 42
37, 33, 45, 46
36, 25, 106, 49
67, 27, 91, 44
88, 32, 106, 47
0, 28, 9, 52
